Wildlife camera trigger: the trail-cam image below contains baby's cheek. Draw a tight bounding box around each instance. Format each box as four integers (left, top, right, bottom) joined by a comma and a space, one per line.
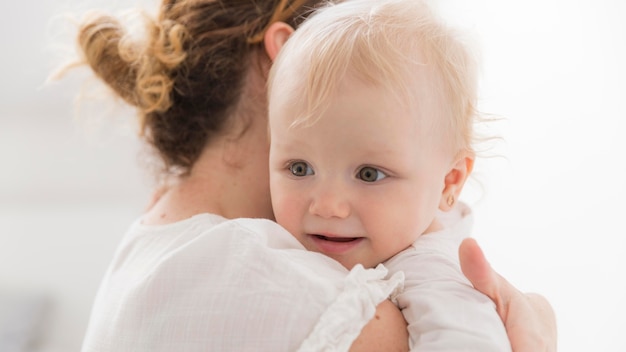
273, 195, 300, 229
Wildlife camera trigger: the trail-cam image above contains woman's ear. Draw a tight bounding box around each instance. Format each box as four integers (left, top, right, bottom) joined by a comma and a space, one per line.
264, 22, 295, 61
439, 153, 474, 211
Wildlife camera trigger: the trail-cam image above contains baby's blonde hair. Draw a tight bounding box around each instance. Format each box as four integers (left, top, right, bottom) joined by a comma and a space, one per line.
269, 0, 479, 154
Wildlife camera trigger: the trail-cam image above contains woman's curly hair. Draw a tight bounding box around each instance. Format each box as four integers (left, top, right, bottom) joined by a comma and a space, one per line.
75, 0, 322, 175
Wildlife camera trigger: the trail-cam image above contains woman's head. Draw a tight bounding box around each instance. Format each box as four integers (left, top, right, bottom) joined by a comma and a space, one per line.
75, 0, 325, 176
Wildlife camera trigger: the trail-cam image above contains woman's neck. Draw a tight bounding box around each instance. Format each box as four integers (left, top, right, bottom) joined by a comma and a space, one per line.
143, 59, 273, 225
142, 125, 273, 225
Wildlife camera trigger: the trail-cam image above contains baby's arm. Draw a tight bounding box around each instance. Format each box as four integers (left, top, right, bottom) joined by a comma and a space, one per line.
350, 299, 409, 352
385, 243, 511, 351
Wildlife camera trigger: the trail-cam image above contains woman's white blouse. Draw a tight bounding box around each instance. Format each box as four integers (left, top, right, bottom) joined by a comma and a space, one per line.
81, 214, 403, 352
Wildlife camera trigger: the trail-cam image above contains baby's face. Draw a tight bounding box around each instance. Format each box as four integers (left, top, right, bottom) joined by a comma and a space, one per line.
269, 75, 453, 269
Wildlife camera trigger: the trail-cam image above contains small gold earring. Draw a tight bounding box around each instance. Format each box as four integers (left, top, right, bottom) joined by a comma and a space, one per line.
446, 194, 455, 207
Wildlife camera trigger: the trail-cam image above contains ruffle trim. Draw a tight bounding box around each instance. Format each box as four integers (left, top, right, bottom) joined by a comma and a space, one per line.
297, 264, 405, 352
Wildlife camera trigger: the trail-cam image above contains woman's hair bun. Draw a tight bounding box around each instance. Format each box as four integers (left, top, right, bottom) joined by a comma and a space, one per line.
77, 11, 187, 115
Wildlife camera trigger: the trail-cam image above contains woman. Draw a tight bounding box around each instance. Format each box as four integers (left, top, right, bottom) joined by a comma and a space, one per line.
71, 0, 556, 350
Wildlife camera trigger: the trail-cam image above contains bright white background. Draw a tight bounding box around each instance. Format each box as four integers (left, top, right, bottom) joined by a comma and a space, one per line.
0, 0, 624, 351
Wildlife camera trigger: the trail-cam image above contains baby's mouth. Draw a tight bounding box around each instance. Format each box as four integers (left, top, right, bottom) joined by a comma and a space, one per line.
309, 234, 364, 255
313, 234, 360, 242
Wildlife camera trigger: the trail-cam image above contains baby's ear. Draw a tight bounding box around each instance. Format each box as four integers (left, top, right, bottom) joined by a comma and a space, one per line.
439, 153, 474, 211
264, 22, 295, 61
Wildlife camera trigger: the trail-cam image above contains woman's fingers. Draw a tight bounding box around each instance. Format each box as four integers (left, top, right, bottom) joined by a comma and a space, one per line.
459, 238, 557, 352
458, 238, 501, 300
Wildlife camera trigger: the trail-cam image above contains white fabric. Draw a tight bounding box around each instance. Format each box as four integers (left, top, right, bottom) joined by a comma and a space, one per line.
384, 203, 512, 351
82, 214, 403, 352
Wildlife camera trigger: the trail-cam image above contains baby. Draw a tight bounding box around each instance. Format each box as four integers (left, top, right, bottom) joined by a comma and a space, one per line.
267, 0, 511, 350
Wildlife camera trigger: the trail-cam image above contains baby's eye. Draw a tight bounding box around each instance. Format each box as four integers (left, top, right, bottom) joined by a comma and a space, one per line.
289, 161, 314, 177
357, 166, 387, 182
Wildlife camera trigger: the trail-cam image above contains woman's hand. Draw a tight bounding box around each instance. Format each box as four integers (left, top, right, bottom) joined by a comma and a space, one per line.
459, 238, 557, 352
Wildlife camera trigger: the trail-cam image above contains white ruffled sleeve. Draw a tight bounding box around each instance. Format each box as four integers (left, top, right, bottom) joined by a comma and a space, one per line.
298, 264, 404, 351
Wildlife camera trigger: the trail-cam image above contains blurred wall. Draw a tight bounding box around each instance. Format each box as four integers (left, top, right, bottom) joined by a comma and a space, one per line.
0, 1, 152, 350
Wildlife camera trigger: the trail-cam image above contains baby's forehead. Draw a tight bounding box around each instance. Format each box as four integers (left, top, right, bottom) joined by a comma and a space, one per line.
280, 72, 446, 133
281, 63, 447, 116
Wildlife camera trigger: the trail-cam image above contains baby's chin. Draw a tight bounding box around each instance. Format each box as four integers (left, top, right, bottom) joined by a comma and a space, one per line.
335, 256, 381, 271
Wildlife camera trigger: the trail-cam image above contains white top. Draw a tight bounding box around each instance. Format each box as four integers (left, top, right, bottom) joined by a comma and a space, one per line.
384, 203, 511, 351
81, 214, 403, 352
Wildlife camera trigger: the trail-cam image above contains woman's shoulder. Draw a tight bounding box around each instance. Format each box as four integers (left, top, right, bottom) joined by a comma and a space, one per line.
128, 213, 298, 247
120, 214, 347, 282
90, 215, 404, 351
